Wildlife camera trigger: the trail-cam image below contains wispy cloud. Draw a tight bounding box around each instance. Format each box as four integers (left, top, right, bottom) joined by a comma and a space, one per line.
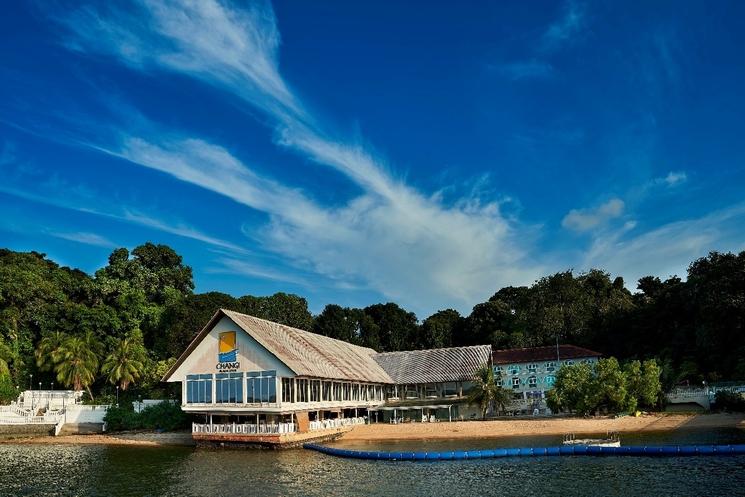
496, 60, 554, 81
660, 170, 687, 187
48, 230, 116, 248
562, 198, 625, 232
0, 180, 247, 255
540, 0, 586, 52
582, 203, 745, 287
50, 0, 543, 313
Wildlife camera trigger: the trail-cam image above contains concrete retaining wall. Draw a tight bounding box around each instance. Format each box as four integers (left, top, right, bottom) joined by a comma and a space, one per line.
0, 423, 54, 439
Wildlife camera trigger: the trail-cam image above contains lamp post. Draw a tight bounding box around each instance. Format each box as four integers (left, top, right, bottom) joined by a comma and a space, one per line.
116, 385, 120, 407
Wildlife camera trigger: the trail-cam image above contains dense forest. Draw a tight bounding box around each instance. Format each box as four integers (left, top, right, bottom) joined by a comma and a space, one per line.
0, 243, 743, 403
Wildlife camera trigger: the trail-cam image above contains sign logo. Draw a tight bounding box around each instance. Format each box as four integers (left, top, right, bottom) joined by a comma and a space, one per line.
218, 331, 238, 363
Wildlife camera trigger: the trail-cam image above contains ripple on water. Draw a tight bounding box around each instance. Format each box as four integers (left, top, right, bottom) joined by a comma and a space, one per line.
1, 429, 744, 497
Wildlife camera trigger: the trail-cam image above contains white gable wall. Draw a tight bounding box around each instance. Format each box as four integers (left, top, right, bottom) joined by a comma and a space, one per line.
167, 315, 295, 382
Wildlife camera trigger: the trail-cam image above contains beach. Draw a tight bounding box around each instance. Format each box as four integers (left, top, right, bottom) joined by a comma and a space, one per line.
339, 413, 745, 442
2, 413, 743, 447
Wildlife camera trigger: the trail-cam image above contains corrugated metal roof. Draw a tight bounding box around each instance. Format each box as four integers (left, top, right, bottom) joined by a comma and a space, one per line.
373, 345, 492, 384
492, 345, 601, 365
222, 310, 393, 384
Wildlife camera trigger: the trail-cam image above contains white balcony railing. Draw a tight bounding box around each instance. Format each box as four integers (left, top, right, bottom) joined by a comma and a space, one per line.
309, 416, 366, 431
192, 422, 296, 435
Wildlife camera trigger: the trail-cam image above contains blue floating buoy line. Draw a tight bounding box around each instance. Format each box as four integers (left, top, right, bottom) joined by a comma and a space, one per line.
303, 443, 745, 461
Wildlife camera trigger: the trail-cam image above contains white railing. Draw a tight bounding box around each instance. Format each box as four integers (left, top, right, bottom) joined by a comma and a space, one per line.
309, 416, 366, 431
192, 422, 297, 435
0, 414, 61, 424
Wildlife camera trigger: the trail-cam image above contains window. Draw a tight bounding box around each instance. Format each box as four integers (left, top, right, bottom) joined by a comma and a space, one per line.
545, 376, 556, 386
512, 377, 520, 389
527, 363, 538, 373
425, 384, 438, 398
322, 381, 332, 401
443, 382, 458, 397
496, 378, 503, 387
296, 379, 308, 403
333, 382, 342, 401
528, 376, 537, 388
545, 362, 556, 372
216, 372, 243, 403
342, 382, 350, 401
186, 374, 213, 404
247, 371, 277, 403
310, 380, 321, 402
281, 378, 294, 403
509, 365, 520, 375
495, 365, 503, 373
405, 385, 419, 399
352, 384, 360, 401
564, 360, 574, 366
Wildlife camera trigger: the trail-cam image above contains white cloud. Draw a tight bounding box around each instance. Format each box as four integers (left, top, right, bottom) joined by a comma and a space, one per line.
582, 203, 745, 288
540, 0, 586, 52
662, 170, 687, 186
48, 231, 116, 248
562, 198, 625, 232
52, 0, 544, 314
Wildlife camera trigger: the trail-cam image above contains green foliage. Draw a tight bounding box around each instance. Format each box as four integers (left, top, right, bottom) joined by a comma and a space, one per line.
54, 334, 100, 397
420, 309, 462, 349
101, 329, 148, 390
104, 401, 189, 432
712, 391, 745, 412
0, 374, 17, 404
548, 358, 662, 415
466, 365, 511, 418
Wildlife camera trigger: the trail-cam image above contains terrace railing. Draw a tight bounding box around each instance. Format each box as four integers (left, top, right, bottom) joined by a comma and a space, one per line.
309, 416, 366, 431
192, 422, 297, 435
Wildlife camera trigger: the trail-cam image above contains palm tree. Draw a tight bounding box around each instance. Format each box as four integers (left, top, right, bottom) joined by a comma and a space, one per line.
467, 365, 501, 419
101, 335, 146, 391
54, 335, 100, 400
35, 331, 68, 371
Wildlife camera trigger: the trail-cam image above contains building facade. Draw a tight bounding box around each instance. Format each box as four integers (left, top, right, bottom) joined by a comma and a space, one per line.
492, 345, 601, 415
163, 309, 491, 446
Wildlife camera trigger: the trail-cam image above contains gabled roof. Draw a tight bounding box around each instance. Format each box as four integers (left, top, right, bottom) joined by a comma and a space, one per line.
373, 345, 492, 384
492, 344, 601, 365
162, 309, 393, 384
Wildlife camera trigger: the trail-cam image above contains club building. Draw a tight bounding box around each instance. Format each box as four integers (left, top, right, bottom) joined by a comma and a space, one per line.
493, 345, 602, 415
163, 309, 492, 446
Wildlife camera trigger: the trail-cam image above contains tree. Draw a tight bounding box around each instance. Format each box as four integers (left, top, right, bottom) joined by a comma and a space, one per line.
157, 291, 238, 358
54, 335, 100, 399
467, 365, 500, 419
0, 338, 13, 376
313, 305, 362, 344
238, 293, 314, 330
420, 309, 462, 349
35, 331, 68, 372
362, 303, 418, 351
102, 330, 147, 390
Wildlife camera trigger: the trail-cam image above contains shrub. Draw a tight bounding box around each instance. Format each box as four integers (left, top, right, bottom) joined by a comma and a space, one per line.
713, 391, 745, 412
103, 401, 189, 432
139, 401, 189, 431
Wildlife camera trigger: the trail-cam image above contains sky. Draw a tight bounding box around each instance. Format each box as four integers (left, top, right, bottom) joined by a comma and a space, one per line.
1, 0, 745, 318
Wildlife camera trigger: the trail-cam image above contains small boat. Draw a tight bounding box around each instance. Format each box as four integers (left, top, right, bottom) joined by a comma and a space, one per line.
563, 432, 621, 447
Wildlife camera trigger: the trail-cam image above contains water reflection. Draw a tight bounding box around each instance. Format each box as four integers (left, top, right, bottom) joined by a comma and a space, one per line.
1, 429, 744, 497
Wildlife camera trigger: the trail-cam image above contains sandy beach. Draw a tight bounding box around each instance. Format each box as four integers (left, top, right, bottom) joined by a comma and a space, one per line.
1, 431, 195, 447
2, 413, 743, 447
340, 413, 745, 442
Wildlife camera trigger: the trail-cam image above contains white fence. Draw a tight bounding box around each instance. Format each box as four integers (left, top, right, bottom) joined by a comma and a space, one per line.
192, 422, 297, 435
309, 416, 366, 431
0, 414, 60, 424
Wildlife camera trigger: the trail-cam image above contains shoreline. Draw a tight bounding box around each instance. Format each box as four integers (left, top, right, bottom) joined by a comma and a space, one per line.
1, 413, 743, 447
339, 413, 745, 442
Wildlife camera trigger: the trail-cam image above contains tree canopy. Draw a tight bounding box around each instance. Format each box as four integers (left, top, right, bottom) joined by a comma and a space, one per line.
1, 244, 743, 404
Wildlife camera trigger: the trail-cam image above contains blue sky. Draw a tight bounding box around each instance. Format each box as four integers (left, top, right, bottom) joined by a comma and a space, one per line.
2, 1, 745, 318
